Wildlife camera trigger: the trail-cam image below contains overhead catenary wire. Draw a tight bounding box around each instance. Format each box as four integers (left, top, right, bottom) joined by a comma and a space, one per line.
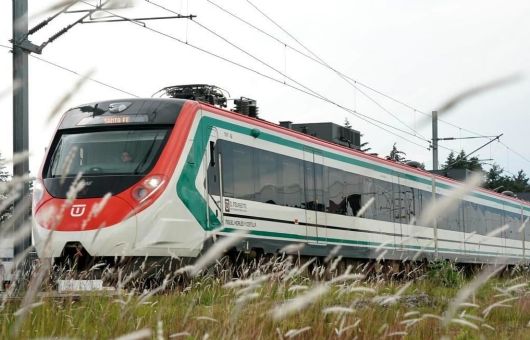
241, 1, 530, 169
29, 54, 140, 97
243, 0, 428, 141
83, 1, 435, 153
207, 0, 502, 142
144, 1, 443, 151
0, 43, 139, 97
499, 141, 530, 165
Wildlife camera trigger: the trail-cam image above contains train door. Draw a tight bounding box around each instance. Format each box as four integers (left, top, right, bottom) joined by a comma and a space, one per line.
303, 148, 326, 244
205, 127, 223, 229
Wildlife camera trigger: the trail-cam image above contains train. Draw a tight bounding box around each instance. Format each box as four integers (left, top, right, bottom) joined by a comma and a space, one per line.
31, 85, 530, 269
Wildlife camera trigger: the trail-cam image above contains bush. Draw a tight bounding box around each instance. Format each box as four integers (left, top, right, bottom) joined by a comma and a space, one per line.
427, 260, 464, 288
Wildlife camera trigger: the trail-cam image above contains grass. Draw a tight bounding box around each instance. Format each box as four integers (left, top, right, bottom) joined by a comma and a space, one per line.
2, 260, 530, 339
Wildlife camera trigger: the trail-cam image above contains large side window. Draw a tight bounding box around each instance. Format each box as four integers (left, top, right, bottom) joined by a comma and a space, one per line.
281, 156, 304, 208
221, 141, 255, 200
374, 179, 393, 222
344, 172, 363, 216
505, 210, 521, 240
314, 163, 325, 212
397, 185, 415, 224
484, 206, 501, 234
233, 143, 255, 200
328, 168, 346, 214
256, 150, 281, 204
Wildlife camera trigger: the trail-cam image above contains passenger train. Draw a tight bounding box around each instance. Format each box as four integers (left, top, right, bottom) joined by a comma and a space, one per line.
32, 86, 530, 267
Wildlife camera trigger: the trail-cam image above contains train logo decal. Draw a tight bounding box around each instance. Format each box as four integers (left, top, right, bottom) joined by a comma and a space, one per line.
70, 204, 86, 217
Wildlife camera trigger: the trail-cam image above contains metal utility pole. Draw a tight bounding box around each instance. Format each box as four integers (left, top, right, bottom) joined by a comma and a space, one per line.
430, 108, 502, 260
431, 111, 438, 259
12, 0, 32, 256
432, 111, 439, 171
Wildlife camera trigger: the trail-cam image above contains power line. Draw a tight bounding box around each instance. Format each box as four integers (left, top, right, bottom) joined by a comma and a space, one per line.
206, 0, 426, 138
208, 0, 497, 144
0, 7, 484, 157
243, 0, 427, 141
144, 1, 437, 150
242, 1, 530, 167
0, 43, 139, 97
499, 141, 530, 165
84, 1, 435, 153
152, 3, 435, 150
210, 0, 424, 113
30, 55, 140, 97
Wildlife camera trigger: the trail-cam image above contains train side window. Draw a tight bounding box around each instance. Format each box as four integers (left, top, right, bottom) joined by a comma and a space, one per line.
506, 211, 520, 240
465, 201, 482, 233
485, 206, 501, 234
314, 163, 325, 212
475, 203, 486, 233
374, 179, 393, 222
303, 160, 315, 210
281, 156, 304, 208
344, 172, 362, 216
400, 186, 415, 224
256, 149, 281, 205
328, 167, 346, 214
361, 176, 375, 219
232, 143, 255, 200
220, 141, 255, 200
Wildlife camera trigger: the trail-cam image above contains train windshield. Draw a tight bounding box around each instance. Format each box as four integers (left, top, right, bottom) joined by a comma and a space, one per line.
46, 128, 169, 178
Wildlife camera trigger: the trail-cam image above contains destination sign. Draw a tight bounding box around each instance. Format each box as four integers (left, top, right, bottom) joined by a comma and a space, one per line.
77, 114, 149, 126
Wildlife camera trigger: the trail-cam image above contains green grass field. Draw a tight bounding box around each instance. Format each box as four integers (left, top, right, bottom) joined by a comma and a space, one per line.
2, 260, 530, 339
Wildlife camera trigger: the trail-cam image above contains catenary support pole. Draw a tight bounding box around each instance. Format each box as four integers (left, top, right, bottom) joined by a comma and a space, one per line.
432, 110, 438, 259
432, 111, 438, 171
12, 0, 31, 257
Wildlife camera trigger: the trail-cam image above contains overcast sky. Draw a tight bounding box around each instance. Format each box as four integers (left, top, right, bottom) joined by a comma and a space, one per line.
1, 0, 529, 178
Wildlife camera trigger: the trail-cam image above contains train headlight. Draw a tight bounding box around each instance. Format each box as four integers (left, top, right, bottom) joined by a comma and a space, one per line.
131, 175, 165, 203
33, 179, 45, 207
145, 176, 162, 189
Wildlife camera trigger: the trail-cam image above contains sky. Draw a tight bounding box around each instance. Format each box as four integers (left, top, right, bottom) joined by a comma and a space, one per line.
1, 0, 529, 178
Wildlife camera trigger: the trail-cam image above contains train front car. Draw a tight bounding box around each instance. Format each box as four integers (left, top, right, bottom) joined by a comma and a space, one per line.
32, 98, 205, 269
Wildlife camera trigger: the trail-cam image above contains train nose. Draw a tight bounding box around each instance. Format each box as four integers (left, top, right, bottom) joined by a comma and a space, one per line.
33, 196, 138, 257
34, 195, 135, 231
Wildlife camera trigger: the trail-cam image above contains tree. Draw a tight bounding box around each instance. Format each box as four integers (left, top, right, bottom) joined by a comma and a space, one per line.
386, 143, 408, 163
484, 164, 530, 193
511, 170, 529, 192
484, 163, 506, 191
443, 149, 483, 172
344, 117, 352, 129
442, 151, 456, 170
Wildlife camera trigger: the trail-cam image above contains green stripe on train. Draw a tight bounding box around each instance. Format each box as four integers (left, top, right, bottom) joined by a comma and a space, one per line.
176, 116, 530, 234
220, 227, 524, 259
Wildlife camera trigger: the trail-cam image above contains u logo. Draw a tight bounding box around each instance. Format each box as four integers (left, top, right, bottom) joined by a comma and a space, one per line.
70, 204, 86, 217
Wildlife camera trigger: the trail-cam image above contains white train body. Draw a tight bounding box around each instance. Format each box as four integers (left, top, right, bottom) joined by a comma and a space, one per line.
32, 98, 530, 264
